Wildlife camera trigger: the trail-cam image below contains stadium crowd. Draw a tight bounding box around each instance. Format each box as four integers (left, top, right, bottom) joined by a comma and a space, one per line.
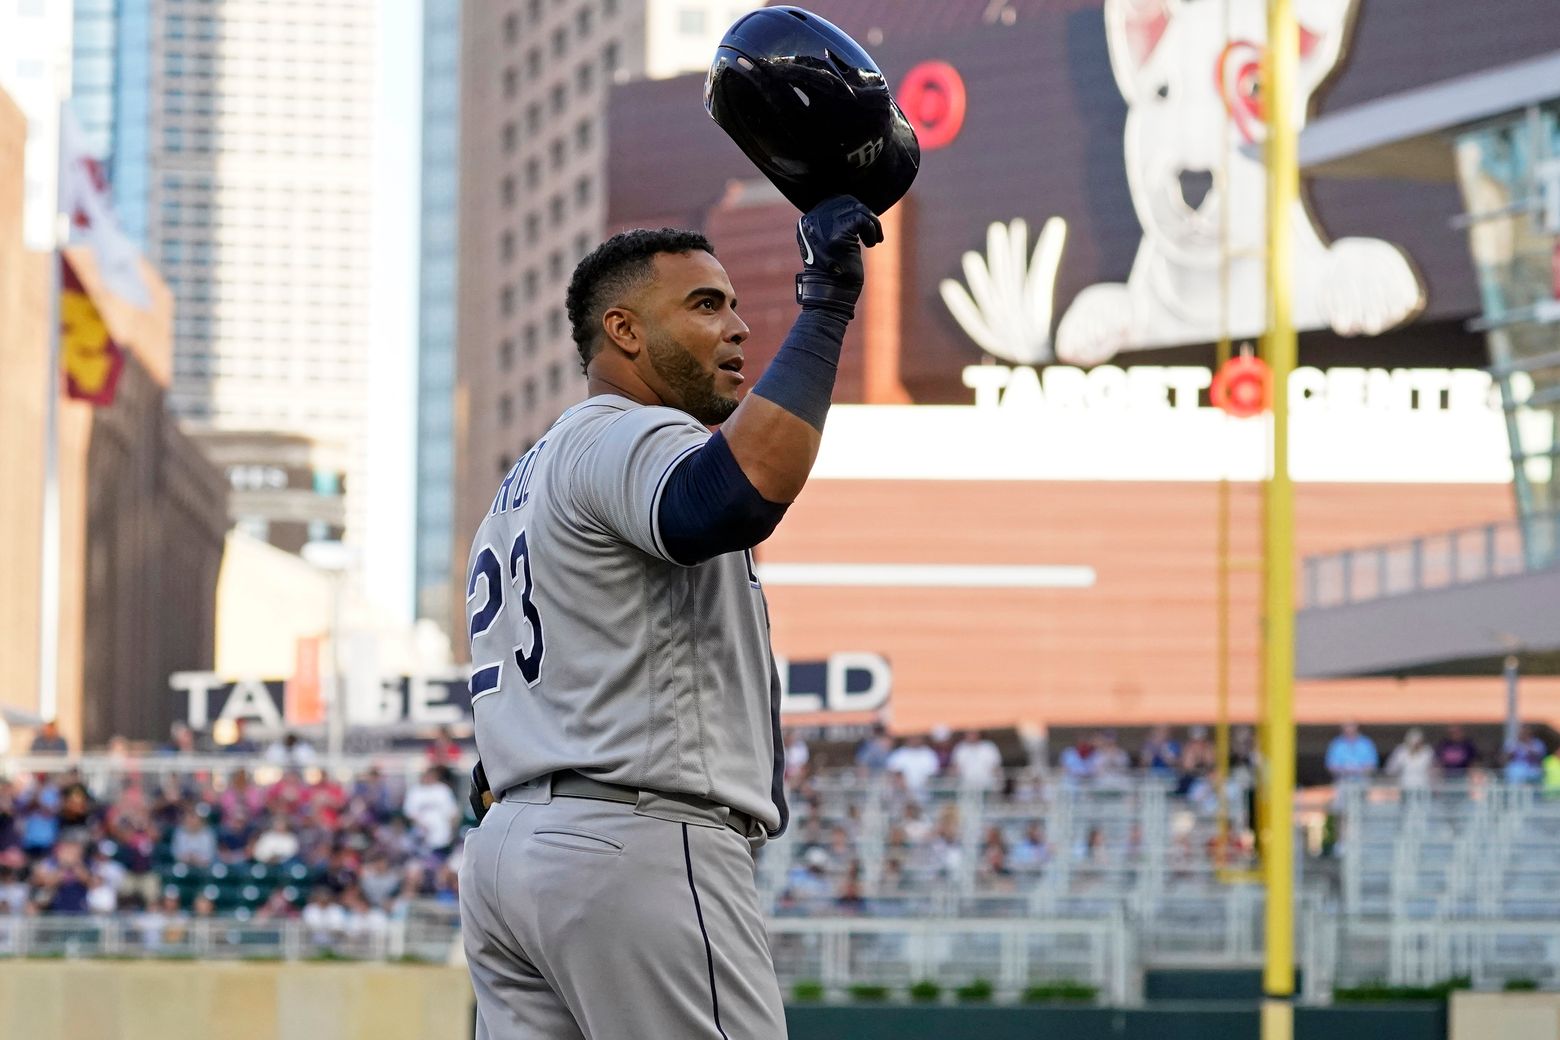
6, 718, 1560, 929
0, 728, 468, 939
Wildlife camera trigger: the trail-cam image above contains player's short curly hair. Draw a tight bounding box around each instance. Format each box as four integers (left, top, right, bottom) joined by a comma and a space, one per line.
566, 228, 715, 373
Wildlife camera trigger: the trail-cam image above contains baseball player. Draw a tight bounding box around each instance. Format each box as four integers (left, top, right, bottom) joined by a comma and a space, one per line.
459, 194, 882, 1040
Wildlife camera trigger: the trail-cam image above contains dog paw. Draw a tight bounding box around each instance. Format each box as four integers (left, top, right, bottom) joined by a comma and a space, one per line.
1319, 238, 1423, 336
1056, 284, 1135, 366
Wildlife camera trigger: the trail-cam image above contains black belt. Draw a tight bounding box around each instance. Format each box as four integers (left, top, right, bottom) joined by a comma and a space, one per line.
546, 770, 756, 837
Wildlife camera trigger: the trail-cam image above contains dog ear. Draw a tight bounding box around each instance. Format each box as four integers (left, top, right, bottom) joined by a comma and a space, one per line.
1104, 0, 1175, 104
1295, 0, 1357, 94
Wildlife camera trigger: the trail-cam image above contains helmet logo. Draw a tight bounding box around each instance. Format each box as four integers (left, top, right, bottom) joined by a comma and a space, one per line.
845, 137, 885, 169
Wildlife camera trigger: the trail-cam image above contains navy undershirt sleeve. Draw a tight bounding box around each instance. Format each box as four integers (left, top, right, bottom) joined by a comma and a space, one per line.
657, 430, 789, 566
749, 307, 850, 432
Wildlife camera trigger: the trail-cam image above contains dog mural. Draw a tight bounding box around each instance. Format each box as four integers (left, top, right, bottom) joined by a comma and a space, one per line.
1054, 0, 1423, 367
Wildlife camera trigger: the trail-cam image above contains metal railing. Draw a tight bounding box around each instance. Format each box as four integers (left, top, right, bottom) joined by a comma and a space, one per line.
1301, 513, 1560, 608
765, 915, 1134, 1004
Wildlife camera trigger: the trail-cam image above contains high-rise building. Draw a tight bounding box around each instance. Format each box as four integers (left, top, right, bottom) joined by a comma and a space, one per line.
68, 0, 379, 557
414, 0, 461, 633
451, 0, 762, 639
0, 0, 73, 249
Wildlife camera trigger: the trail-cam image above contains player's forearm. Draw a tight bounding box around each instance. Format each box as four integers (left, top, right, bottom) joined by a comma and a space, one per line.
722, 306, 848, 502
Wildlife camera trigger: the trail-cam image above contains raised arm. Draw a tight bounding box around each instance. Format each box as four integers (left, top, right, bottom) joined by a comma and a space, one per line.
657, 196, 882, 564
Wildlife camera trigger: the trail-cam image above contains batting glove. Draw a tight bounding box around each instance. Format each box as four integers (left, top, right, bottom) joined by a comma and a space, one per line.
795, 195, 883, 318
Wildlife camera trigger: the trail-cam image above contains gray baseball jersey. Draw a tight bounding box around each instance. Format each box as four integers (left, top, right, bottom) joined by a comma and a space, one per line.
465, 394, 788, 834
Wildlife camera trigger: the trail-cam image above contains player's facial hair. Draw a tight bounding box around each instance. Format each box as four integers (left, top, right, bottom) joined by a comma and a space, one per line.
645, 327, 738, 425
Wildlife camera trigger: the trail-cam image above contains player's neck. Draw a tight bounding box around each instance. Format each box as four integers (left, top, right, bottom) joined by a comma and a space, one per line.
586, 362, 665, 409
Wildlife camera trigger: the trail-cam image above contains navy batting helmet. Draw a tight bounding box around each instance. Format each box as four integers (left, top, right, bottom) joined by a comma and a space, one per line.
704, 6, 920, 216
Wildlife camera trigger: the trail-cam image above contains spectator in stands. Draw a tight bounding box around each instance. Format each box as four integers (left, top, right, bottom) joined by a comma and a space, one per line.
834, 870, 867, 915
952, 730, 1003, 792
19, 786, 61, 859
1385, 728, 1436, 792
1325, 721, 1379, 784
0, 858, 29, 913
302, 885, 345, 944
32, 839, 93, 913
854, 724, 894, 776
425, 726, 464, 772
359, 852, 401, 908
1178, 726, 1217, 796
252, 816, 301, 865
110, 816, 161, 908
87, 845, 121, 914
1094, 730, 1131, 789
885, 735, 941, 796
1544, 746, 1560, 798
403, 767, 461, 854
1502, 725, 1547, 785
171, 809, 217, 868
0, 781, 16, 855
264, 732, 318, 769
29, 720, 68, 756
1434, 724, 1480, 777
1140, 725, 1182, 781
785, 732, 811, 780
1011, 822, 1051, 870
214, 808, 255, 864
160, 721, 198, 756
929, 725, 957, 773
1060, 733, 1098, 787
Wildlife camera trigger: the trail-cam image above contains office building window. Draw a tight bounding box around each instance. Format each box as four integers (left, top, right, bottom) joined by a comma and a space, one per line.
501, 176, 516, 207
525, 158, 540, 189
551, 27, 567, 57
576, 61, 594, 95
500, 286, 516, 316
525, 47, 541, 80
503, 67, 519, 99
523, 269, 539, 301
523, 325, 538, 356
497, 455, 511, 478
604, 42, 619, 74
574, 176, 591, 206
500, 231, 515, 262
549, 195, 564, 226
550, 84, 566, 115
549, 138, 565, 170
547, 309, 563, 339
504, 13, 519, 43
525, 103, 541, 133
527, 0, 542, 21
576, 7, 593, 37
575, 118, 593, 152
524, 379, 537, 409
547, 251, 563, 281
525, 213, 540, 243
503, 122, 517, 153
500, 338, 515, 370
573, 232, 590, 259
499, 393, 513, 425
548, 362, 563, 395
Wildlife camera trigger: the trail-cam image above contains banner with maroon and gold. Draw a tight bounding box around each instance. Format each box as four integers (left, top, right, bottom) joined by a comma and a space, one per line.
60, 255, 125, 406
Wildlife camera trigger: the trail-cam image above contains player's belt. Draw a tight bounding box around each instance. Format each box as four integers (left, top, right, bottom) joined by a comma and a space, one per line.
548, 770, 757, 837
552, 769, 641, 805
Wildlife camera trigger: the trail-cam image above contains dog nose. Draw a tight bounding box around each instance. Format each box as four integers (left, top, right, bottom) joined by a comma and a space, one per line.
1178, 169, 1213, 211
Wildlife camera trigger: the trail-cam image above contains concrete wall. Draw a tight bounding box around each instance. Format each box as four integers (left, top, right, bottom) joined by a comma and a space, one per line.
1450, 992, 1560, 1040
0, 961, 473, 1040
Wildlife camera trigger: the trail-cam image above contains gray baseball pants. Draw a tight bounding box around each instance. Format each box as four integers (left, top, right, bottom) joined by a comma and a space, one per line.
459, 775, 788, 1040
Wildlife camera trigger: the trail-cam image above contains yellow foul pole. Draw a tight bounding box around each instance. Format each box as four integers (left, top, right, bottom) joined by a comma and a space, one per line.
1262, 0, 1299, 1036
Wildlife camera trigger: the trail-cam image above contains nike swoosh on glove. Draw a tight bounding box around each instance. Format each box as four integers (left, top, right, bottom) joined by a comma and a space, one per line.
795, 195, 884, 318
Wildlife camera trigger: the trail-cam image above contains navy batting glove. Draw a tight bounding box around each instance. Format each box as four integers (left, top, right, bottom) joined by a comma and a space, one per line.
795, 195, 884, 318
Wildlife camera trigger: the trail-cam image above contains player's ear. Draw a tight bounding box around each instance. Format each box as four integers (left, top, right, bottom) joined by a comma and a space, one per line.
601, 306, 641, 358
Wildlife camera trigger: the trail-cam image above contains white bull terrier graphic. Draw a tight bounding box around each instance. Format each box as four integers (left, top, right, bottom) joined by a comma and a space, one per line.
1054, 0, 1423, 366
